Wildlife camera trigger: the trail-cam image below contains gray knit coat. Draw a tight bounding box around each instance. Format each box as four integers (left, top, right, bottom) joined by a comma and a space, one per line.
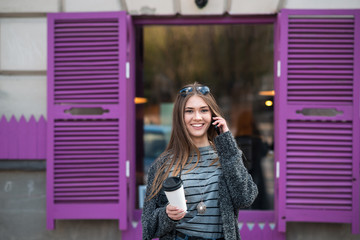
141, 131, 258, 240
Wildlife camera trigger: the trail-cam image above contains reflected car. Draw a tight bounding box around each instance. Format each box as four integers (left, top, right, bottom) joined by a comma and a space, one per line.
143, 125, 171, 176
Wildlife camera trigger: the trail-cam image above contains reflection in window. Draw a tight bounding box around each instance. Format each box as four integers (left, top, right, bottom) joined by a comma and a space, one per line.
136, 24, 274, 210
143, 125, 171, 179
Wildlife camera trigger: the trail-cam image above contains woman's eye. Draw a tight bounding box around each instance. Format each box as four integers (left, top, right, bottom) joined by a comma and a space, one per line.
201, 109, 209, 113
185, 110, 193, 113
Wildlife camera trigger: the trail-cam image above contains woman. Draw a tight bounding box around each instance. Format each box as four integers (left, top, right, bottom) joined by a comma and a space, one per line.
142, 83, 258, 240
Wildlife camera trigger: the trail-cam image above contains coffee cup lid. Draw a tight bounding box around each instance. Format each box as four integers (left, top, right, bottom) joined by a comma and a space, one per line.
163, 176, 182, 191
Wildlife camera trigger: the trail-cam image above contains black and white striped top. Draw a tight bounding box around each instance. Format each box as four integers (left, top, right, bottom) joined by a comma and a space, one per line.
170, 145, 224, 239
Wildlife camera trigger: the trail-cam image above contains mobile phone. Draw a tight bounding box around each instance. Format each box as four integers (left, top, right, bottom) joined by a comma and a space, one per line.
213, 120, 220, 135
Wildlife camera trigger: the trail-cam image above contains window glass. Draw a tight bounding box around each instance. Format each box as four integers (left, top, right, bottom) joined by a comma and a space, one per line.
137, 24, 274, 210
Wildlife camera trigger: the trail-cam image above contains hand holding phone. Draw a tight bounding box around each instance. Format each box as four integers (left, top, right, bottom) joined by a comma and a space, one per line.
212, 116, 229, 135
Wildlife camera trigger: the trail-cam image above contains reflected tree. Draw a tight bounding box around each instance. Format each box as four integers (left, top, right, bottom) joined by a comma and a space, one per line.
143, 24, 274, 126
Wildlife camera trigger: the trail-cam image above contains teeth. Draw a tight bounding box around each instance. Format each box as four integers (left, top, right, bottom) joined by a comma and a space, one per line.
192, 124, 202, 127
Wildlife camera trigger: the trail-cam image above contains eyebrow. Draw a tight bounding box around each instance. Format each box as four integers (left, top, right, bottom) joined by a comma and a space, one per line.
185, 106, 209, 109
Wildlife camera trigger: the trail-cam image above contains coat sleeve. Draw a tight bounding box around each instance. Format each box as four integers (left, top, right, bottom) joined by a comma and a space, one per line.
214, 131, 258, 210
141, 161, 177, 239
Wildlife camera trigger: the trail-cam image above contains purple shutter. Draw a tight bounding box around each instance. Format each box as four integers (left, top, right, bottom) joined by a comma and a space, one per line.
47, 11, 134, 230
276, 9, 360, 234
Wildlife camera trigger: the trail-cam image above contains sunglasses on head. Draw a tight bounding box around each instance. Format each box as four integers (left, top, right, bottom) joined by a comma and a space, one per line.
179, 86, 210, 97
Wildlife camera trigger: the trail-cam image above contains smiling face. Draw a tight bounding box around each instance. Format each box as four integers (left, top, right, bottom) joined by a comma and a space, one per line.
184, 95, 212, 147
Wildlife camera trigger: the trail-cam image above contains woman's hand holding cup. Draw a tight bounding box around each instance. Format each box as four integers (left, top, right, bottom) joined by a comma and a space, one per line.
163, 176, 187, 220
166, 204, 186, 221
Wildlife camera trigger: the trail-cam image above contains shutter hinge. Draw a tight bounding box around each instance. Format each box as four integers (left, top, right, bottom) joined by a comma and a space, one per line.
276, 161, 280, 179
277, 60, 281, 78
126, 62, 130, 79
126, 160, 130, 178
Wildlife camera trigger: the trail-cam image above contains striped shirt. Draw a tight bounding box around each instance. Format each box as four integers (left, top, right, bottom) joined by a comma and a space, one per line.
170, 145, 224, 239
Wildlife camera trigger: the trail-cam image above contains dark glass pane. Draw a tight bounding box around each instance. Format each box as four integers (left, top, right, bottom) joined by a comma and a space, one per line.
136, 24, 274, 210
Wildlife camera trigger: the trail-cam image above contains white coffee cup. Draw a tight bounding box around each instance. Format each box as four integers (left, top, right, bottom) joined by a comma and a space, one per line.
163, 176, 187, 212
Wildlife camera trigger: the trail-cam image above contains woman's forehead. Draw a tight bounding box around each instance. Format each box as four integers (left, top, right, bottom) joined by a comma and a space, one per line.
185, 95, 209, 108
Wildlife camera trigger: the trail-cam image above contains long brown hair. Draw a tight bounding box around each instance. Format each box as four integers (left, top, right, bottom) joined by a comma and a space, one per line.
147, 82, 223, 200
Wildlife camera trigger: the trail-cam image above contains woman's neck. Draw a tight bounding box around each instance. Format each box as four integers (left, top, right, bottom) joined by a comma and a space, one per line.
192, 137, 210, 148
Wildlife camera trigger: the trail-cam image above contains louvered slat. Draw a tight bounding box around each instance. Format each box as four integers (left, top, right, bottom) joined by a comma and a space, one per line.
286, 120, 353, 210
53, 119, 119, 204
53, 18, 120, 105
287, 17, 354, 104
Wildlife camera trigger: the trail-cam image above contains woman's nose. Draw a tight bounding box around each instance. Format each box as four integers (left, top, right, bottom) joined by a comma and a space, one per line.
194, 111, 202, 120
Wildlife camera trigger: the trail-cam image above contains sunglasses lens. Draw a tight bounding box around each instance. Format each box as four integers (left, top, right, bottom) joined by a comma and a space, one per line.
197, 86, 210, 95
179, 87, 193, 97
179, 86, 210, 97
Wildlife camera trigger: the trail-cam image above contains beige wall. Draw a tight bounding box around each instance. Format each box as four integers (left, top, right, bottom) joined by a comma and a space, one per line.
2, 0, 359, 15
124, 0, 360, 15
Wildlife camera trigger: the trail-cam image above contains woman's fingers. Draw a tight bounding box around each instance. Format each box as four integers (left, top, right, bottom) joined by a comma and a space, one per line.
166, 204, 186, 220
167, 211, 185, 220
212, 117, 229, 133
169, 211, 186, 221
